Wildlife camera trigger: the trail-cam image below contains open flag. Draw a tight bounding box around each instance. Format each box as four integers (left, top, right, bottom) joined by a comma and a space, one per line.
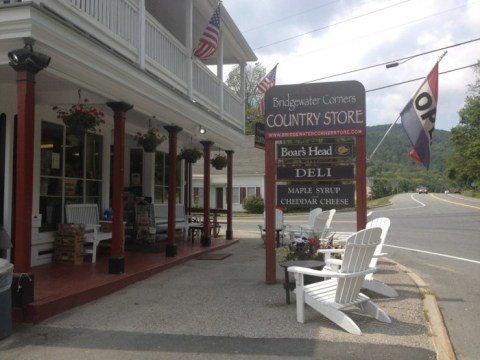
256, 65, 277, 115
257, 65, 277, 93
193, 4, 221, 60
400, 62, 439, 170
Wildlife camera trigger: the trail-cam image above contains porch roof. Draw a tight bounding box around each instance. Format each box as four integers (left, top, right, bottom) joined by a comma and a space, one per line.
0, 0, 257, 150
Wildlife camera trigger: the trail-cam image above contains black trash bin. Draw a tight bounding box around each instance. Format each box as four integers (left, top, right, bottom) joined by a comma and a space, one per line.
0, 258, 14, 340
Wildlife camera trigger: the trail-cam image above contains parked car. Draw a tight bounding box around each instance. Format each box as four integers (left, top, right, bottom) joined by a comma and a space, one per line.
418, 186, 428, 194
453, 188, 462, 194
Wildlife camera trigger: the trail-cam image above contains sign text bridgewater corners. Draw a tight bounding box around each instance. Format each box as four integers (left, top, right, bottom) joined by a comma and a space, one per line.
264, 81, 366, 139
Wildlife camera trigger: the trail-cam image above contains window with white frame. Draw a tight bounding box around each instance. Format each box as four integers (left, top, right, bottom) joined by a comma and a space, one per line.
40, 121, 103, 232
154, 151, 182, 203
232, 186, 261, 204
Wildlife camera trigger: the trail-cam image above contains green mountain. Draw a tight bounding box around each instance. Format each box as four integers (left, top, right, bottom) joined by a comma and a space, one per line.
366, 124, 451, 172
365, 124, 453, 193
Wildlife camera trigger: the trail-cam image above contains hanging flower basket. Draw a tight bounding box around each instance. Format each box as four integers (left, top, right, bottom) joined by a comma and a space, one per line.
178, 148, 202, 163
134, 127, 166, 152
211, 154, 227, 170
53, 93, 105, 134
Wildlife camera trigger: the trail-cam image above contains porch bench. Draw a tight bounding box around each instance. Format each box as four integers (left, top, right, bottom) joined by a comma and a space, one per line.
153, 204, 188, 236
65, 204, 112, 263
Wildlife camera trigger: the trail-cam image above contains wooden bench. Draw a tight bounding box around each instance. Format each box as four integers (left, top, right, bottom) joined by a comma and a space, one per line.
65, 204, 112, 263
153, 204, 189, 236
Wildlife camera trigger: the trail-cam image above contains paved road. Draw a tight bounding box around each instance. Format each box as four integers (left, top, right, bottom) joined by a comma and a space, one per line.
242, 194, 478, 360
378, 193, 480, 360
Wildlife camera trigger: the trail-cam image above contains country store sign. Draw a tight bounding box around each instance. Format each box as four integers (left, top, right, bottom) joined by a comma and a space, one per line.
264, 81, 366, 139
263, 81, 367, 283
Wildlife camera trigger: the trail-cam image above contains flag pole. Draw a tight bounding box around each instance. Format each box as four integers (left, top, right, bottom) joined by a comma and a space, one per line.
368, 51, 447, 162
259, 63, 279, 86
367, 115, 400, 162
438, 50, 447, 63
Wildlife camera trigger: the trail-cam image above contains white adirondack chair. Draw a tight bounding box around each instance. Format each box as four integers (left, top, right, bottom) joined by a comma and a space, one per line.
288, 227, 391, 335
322, 217, 398, 298
288, 208, 322, 240
311, 208, 336, 239
334, 211, 374, 241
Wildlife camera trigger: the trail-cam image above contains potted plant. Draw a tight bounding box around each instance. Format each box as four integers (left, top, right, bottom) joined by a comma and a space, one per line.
178, 148, 202, 163
211, 154, 227, 170
53, 95, 106, 134
276, 232, 342, 263
134, 127, 166, 152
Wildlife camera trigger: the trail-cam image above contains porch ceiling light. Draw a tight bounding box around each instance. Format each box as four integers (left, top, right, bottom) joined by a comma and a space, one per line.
199, 126, 206, 134
8, 38, 50, 72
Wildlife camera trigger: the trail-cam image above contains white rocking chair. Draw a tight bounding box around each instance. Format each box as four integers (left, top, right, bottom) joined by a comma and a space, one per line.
288, 227, 391, 335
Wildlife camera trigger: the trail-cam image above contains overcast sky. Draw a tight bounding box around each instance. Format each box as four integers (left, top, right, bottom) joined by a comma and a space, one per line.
223, 0, 480, 131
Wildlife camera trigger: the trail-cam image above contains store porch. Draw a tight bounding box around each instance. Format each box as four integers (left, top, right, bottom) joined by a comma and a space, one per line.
13, 236, 238, 324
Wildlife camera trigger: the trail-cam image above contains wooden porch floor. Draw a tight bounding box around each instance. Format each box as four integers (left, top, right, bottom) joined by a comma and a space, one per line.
13, 236, 239, 324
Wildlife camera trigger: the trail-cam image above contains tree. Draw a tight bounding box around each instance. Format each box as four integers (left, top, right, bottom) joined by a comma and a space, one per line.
226, 62, 267, 107
447, 61, 480, 189
226, 62, 267, 135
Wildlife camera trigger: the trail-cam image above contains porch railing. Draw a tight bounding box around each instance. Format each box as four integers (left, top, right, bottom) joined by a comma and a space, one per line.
16, 0, 244, 129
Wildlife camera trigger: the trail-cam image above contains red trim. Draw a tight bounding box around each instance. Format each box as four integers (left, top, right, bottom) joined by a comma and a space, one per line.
107, 102, 133, 259
356, 135, 367, 230
264, 139, 276, 284
226, 150, 233, 239
14, 71, 36, 272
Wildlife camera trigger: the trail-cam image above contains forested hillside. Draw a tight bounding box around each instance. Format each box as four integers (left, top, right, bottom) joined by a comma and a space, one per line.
366, 124, 454, 194
366, 124, 451, 172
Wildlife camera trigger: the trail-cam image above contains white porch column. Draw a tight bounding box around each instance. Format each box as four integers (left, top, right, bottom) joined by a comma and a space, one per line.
186, 0, 193, 99
138, 0, 146, 69
240, 62, 246, 120
217, 35, 224, 119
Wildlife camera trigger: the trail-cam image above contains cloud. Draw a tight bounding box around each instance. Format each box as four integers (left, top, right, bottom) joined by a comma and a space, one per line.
224, 0, 480, 130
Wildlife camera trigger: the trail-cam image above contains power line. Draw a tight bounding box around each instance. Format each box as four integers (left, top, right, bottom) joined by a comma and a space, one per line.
257, 1, 477, 72
243, 0, 339, 33
253, 0, 409, 50
304, 37, 480, 84
366, 63, 478, 93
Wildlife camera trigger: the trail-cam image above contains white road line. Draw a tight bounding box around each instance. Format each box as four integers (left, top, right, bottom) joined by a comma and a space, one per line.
384, 244, 480, 264
410, 193, 428, 206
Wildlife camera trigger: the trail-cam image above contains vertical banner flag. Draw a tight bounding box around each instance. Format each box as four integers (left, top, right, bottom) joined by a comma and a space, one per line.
193, 4, 221, 60
400, 62, 439, 170
256, 65, 277, 115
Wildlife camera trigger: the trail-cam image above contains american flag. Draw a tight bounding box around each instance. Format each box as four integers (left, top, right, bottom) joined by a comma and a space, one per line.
256, 65, 277, 93
256, 97, 266, 116
193, 4, 221, 60
256, 65, 277, 115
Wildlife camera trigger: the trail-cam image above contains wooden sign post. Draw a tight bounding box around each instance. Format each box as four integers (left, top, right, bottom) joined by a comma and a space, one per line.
263, 81, 367, 283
